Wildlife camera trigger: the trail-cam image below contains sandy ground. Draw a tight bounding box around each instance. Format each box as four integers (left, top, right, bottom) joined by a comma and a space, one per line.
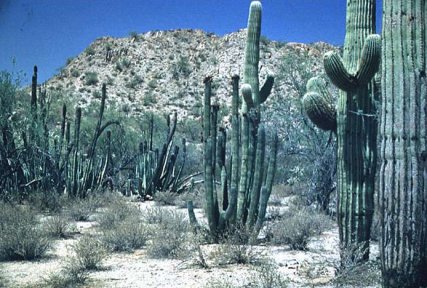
1, 201, 380, 288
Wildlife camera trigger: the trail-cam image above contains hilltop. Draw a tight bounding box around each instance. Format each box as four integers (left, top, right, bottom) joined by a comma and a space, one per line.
46, 29, 334, 118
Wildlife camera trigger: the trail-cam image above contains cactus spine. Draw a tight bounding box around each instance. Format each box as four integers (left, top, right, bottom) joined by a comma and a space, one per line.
303, 0, 381, 262
379, 1, 427, 287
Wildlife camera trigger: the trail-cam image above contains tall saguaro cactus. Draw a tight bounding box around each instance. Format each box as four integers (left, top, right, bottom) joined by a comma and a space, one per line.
379, 1, 427, 287
303, 0, 381, 262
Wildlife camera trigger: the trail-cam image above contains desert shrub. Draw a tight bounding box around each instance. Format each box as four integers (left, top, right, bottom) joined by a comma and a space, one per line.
85, 46, 95, 56
97, 198, 140, 229
126, 75, 143, 89
71, 235, 108, 270
101, 217, 149, 252
146, 210, 190, 259
176, 191, 204, 209
205, 262, 287, 288
66, 197, 101, 221
28, 190, 67, 213
269, 207, 333, 250
71, 69, 80, 78
249, 262, 288, 288
44, 215, 74, 238
333, 243, 380, 286
84, 71, 98, 86
44, 265, 88, 288
154, 191, 178, 206
212, 225, 265, 266
0, 203, 51, 261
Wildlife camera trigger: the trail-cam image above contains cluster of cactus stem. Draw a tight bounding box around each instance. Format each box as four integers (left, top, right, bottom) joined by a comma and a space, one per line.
189, 1, 278, 240
302, 0, 381, 262
134, 112, 193, 198
0, 65, 195, 199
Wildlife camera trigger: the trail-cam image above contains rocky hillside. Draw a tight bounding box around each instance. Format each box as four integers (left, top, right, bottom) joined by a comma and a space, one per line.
47, 29, 335, 118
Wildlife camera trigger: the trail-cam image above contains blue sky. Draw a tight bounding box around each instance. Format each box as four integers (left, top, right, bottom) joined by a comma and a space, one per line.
0, 0, 382, 85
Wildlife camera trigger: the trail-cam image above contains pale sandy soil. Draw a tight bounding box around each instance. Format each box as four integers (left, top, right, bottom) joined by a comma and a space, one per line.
0, 201, 380, 288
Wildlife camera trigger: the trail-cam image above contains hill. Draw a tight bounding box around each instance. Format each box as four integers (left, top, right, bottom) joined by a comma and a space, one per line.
46, 29, 335, 118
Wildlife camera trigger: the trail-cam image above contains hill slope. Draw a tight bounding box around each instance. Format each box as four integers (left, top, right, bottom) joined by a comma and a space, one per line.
47, 29, 335, 118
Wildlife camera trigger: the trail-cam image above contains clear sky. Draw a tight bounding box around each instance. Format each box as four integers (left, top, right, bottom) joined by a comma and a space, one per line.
0, 0, 383, 85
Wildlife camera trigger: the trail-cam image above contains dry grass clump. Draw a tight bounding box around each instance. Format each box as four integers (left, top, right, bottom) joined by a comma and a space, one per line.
146, 209, 191, 259
101, 217, 149, 252
43, 215, 75, 238
66, 196, 102, 221
0, 203, 51, 261
269, 207, 333, 250
211, 225, 266, 266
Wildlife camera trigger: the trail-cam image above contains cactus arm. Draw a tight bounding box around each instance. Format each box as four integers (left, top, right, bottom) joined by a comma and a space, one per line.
259, 74, 274, 104
325, 34, 381, 92
324, 51, 358, 91
355, 34, 381, 86
303, 76, 337, 132
242, 0, 262, 112
303, 92, 337, 132
241, 84, 254, 111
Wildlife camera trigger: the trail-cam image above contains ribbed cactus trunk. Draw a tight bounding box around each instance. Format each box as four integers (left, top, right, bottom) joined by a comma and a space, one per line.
379, 1, 427, 287
332, 0, 379, 261
303, 0, 381, 262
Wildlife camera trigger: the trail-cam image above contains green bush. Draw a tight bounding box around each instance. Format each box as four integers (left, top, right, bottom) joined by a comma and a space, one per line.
66, 197, 101, 221
154, 191, 179, 206
212, 225, 265, 266
84, 71, 98, 86
146, 209, 190, 259
269, 207, 333, 250
97, 198, 140, 229
101, 218, 149, 252
85, 47, 95, 56
44, 215, 74, 238
0, 203, 51, 261
71, 69, 80, 78
71, 235, 108, 270
126, 75, 143, 89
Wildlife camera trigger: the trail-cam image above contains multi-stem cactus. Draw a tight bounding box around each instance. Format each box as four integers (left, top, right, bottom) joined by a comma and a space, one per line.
194, 1, 278, 241
303, 0, 381, 262
379, 1, 427, 287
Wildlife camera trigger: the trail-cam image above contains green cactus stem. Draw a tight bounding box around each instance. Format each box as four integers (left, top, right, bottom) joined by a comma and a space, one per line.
303, 0, 381, 263
303, 77, 337, 132
379, 1, 427, 287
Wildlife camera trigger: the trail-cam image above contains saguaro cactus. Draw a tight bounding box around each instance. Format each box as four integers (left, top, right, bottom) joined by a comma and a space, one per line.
379, 1, 427, 287
303, 0, 381, 262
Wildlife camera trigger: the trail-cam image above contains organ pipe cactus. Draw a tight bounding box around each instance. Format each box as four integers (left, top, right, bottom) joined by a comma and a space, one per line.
303, 0, 381, 262
194, 1, 278, 241
379, 1, 427, 287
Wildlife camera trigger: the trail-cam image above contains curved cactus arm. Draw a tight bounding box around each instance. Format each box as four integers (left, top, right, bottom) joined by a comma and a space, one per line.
303, 92, 337, 132
241, 84, 254, 110
324, 51, 358, 91
303, 76, 337, 132
355, 34, 381, 86
259, 74, 274, 104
